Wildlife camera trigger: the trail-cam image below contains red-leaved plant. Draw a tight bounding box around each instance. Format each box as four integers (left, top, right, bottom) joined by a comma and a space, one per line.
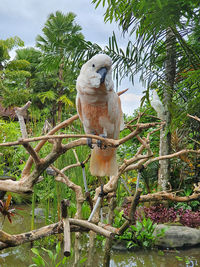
0, 194, 22, 227
124, 204, 200, 228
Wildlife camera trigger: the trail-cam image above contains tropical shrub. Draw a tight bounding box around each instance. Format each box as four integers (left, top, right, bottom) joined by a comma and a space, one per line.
124, 204, 200, 228
117, 217, 166, 249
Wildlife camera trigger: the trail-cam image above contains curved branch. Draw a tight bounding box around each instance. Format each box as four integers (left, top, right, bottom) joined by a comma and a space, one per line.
0, 218, 115, 250
21, 114, 79, 177
125, 191, 200, 204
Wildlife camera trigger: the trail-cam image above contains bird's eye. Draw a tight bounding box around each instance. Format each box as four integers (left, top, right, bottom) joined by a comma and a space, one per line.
92, 64, 95, 67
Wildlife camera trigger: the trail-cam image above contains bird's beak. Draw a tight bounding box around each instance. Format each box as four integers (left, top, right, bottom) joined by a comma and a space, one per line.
97, 67, 107, 83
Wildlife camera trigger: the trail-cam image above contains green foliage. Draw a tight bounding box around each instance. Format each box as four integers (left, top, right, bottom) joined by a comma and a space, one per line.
173, 201, 199, 212
119, 218, 166, 249
92, 0, 200, 113
118, 109, 160, 162
113, 209, 125, 228
0, 39, 32, 108
81, 202, 91, 219
1, 87, 31, 107
172, 69, 200, 130
6, 59, 30, 71
0, 119, 26, 177
30, 242, 67, 267
37, 91, 56, 104
175, 255, 192, 265
58, 95, 74, 108
0, 36, 24, 63
33, 11, 88, 122
140, 162, 159, 193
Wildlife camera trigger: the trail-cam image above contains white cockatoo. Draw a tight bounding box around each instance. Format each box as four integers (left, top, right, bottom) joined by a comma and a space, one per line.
76, 54, 123, 177
151, 90, 165, 119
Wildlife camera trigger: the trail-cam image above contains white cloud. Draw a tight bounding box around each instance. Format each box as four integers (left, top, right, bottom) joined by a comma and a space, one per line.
120, 93, 142, 116
1, 0, 145, 114
0, 0, 123, 47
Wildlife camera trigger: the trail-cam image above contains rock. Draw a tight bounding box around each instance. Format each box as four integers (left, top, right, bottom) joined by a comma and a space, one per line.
154, 224, 200, 248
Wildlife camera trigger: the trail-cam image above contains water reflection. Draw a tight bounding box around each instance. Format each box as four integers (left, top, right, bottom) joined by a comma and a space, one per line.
110, 249, 200, 267
0, 205, 199, 267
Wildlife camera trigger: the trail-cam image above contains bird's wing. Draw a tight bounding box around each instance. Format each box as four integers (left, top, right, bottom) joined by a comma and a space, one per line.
76, 94, 83, 122
108, 92, 123, 138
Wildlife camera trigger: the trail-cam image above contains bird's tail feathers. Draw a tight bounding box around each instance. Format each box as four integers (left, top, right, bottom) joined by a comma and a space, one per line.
90, 147, 118, 177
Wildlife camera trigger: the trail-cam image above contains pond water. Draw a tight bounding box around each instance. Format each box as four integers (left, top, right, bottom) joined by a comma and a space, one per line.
0, 205, 199, 267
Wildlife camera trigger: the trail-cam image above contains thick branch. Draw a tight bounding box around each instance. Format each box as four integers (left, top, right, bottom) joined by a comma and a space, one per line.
0, 218, 116, 250
53, 166, 84, 219
15, 101, 31, 139
118, 189, 142, 235
0, 222, 63, 249
143, 149, 200, 168
21, 114, 79, 177
69, 219, 115, 239
22, 142, 41, 165
125, 191, 200, 204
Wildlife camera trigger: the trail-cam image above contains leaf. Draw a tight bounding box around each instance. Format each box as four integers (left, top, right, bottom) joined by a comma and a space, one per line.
130, 225, 137, 231
175, 256, 183, 262
37, 91, 56, 103
56, 242, 61, 254
156, 0, 162, 9
32, 256, 45, 267
80, 257, 87, 264
58, 95, 74, 107
7, 214, 12, 223
158, 250, 165, 256
143, 240, 150, 247
5, 194, 12, 209
31, 248, 40, 257
62, 257, 67, 264
42, 247, 54, 261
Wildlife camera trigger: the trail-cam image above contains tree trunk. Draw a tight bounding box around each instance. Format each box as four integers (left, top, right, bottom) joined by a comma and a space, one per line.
158, 28, 176, 190
57, 100, 63, 124
57, 58, 64, 124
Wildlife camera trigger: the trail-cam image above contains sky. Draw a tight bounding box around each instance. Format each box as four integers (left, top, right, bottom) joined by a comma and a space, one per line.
0, 0, 144, 115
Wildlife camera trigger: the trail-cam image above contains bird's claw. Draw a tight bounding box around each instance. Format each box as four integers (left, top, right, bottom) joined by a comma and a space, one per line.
97, 134, 107, 149
87, 138, 93, 149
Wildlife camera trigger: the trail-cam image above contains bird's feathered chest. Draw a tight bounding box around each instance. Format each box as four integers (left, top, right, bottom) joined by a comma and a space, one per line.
83, 101, 108, 134
77, 90, 110, 135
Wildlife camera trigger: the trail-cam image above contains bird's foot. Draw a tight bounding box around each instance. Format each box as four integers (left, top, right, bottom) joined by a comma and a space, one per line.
87, 137, 93, 149
97, 134, 107, 149
87, 131, 96, 149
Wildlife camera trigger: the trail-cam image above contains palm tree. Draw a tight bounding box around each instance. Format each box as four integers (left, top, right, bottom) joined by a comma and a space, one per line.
93, 0, 200, 190
0, 37, 34, 108
36, 11, 85, 123
0, 36, 24, 70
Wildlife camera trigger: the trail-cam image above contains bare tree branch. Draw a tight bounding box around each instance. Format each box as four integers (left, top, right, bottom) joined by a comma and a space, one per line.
187, 114, 200, 123
0, 218, 115, 250
15, 101, 31, 139
125, 190, 200, 204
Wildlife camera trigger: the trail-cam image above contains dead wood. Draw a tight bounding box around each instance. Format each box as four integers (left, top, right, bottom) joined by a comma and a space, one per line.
118, 189, 142, 235
53, 166, 84, 219
0, 217, 117, 250
124, 190, 200, 204
61, 199, 71, 257
0, 103, 199, 252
